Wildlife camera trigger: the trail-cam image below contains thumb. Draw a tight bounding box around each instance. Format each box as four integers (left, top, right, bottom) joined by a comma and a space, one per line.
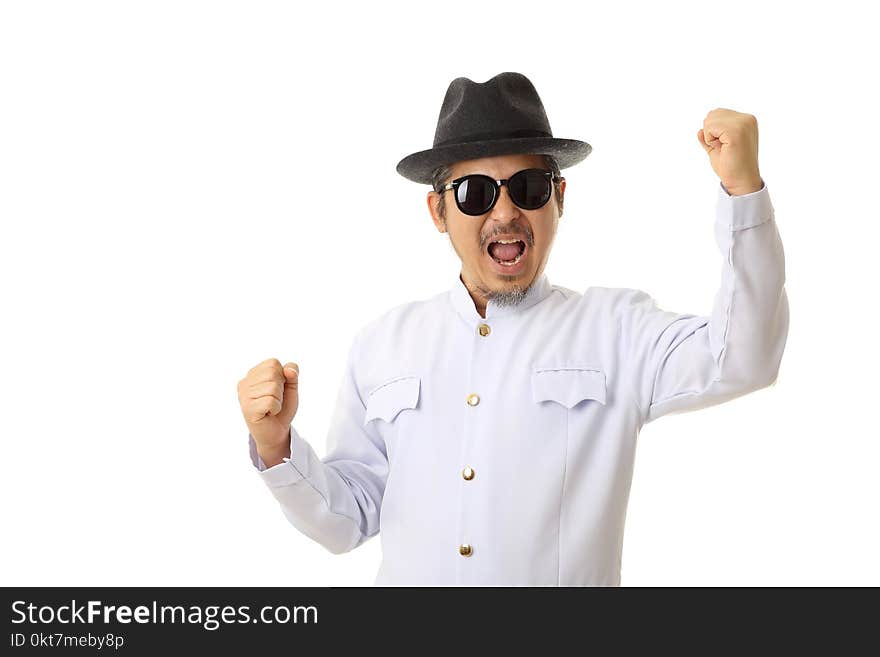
697, 128, 712, 153
279, 362, 299, 424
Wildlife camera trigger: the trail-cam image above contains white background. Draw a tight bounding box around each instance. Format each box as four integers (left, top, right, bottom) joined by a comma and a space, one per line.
1, 0, 877, 586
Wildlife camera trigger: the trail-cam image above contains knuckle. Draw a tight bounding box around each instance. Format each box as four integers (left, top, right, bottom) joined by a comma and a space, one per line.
253, 358, 277, 374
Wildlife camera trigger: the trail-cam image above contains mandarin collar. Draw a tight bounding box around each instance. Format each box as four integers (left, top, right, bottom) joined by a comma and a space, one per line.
449, 271, 553, 323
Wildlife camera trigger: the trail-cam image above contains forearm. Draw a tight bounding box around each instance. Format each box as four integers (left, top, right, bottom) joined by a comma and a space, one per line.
248, 427, 369, 554
709, 181, 789, 388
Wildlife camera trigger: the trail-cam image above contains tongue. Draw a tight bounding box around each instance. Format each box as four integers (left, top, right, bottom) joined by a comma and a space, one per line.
489, 242, 522, 261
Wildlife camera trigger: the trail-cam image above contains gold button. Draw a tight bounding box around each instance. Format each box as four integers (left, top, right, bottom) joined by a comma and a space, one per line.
462, 466, 475, 480
459, 543, 473, 557
466, 393, 480, 406
478, 323, 491, 337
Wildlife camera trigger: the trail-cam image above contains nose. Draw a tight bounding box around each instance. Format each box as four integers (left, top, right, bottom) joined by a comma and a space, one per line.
488, 183, 520, 224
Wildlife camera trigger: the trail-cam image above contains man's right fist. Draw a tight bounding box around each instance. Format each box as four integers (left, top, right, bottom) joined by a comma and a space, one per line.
237, 358, 299, 464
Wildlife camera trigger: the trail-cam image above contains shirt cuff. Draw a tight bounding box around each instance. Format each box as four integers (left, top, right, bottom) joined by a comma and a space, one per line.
248, 428, 311, 487
717, 179, 773, 231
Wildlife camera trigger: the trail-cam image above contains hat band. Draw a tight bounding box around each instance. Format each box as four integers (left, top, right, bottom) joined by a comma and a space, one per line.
433, 128, 552, 148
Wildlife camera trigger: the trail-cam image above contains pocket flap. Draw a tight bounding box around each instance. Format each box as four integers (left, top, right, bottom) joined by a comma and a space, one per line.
364, 375, 421, 425
531, 367, 607, 409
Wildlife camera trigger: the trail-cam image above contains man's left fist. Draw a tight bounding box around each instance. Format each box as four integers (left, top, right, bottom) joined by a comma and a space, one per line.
697, 108, 763, 196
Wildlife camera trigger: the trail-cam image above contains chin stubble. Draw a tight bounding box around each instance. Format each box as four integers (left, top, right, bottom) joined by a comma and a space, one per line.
485, 281, 531, 307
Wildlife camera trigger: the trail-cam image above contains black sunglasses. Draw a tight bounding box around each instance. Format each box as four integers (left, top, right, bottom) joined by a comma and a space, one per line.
442, 168, 563, 216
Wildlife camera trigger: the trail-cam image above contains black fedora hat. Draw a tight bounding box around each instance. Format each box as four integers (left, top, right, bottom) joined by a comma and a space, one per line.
396, 71, 592, 185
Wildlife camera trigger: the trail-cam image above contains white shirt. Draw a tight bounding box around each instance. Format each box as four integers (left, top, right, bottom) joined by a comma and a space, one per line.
248, 181, 789, 586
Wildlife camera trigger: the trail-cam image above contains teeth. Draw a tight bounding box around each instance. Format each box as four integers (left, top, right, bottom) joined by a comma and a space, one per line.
495, 252, 523, 266
487, 239, 526, 266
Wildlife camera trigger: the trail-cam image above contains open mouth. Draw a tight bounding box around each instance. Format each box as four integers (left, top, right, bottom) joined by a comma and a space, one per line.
487, 238, 527, 266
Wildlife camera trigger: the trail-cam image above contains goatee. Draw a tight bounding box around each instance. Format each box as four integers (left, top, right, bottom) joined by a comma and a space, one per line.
486, 281, 530, 308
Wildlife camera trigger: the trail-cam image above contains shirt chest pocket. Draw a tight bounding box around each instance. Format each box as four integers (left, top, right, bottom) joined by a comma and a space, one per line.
531, 366, 607, 409
363, 375, 421, 426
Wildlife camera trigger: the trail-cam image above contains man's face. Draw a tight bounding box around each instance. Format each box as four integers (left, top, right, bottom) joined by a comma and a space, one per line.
427, 153, 565, 308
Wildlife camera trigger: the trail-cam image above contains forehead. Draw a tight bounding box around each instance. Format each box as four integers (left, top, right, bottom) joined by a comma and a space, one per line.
449, 153, 548, 179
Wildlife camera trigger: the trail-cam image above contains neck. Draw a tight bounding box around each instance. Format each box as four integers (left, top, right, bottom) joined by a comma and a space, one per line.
460, 272, 489, 318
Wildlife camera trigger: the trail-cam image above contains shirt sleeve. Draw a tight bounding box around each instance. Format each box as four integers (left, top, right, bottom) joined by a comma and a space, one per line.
622, 179, 790, 425
246, 331, 387, 554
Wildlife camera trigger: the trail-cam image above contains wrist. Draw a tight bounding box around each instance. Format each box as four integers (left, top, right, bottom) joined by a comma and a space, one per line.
724, 176, 763, 196
256, 428, 292, 467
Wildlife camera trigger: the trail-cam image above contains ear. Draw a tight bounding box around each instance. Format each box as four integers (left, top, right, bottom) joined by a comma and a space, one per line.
427, 191, 447, 233
557, 178, 566, 218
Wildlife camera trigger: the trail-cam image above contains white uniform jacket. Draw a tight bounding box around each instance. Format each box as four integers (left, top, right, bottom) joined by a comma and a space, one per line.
248, 181, 789, 586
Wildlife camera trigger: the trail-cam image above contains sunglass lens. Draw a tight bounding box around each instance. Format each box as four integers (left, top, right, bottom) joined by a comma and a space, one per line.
509, 170, 551, 209
456, 176, 496, 215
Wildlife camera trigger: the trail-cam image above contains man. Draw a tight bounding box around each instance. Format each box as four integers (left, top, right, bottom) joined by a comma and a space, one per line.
237, 72, 789, 586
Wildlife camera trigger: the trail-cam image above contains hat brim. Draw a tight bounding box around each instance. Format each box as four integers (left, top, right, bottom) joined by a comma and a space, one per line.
395, 137, 592, 185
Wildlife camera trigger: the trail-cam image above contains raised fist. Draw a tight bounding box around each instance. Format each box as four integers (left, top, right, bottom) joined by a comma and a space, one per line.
237, 358, 299, 463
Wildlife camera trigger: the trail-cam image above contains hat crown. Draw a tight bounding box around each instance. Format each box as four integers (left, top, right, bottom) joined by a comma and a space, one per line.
433, 72, 553, 148
395, 70, 591, 184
